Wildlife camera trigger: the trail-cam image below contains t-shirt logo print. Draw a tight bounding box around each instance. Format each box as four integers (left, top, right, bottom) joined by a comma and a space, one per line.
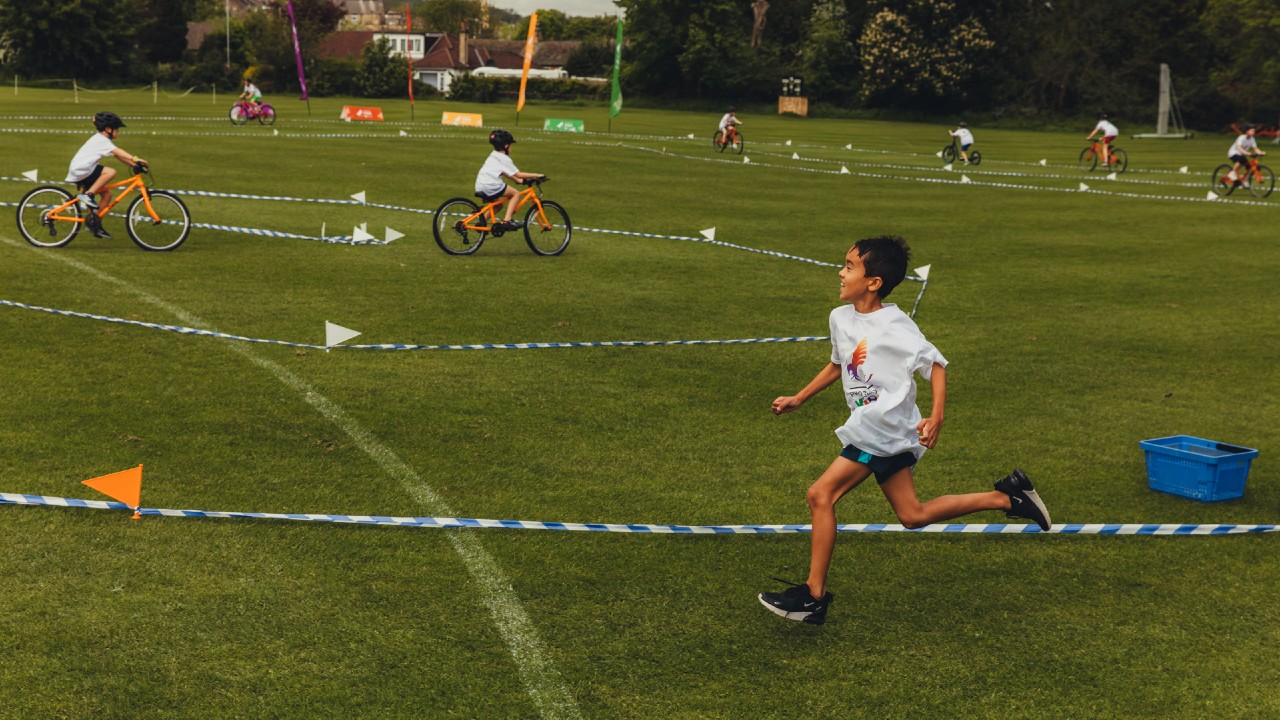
845, 338, 879, 407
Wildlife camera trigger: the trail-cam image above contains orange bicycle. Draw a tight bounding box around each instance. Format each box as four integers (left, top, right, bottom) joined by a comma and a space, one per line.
1078, 139, 1127, 173
1211, 156, 1274, 198
432, 178, 571, 256
16, 163, 191, 251
712, 125, 744, 154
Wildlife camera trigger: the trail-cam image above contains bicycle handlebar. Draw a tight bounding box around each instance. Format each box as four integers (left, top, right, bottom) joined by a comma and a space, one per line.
523, 176, 549, 186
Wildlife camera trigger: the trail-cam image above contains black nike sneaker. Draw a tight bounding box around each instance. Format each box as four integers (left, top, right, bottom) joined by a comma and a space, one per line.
995, 467, 1051, 531
759, 579, 832, 625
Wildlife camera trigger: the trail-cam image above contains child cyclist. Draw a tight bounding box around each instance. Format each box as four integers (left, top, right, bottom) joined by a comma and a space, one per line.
1086, 112, 1119, 167
1224, 124, 1265, 188
65, 111, 147, 239
759, 236, 1051, 626
948, 121, 975, 164
475, 129, 545, 232
717, 108, 742, 147
240, 77, 263, 113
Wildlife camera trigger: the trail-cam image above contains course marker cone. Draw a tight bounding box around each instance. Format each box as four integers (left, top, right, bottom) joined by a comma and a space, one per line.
914, 264, 931, 280
1205, 191, 1220, 201
844, 144, 852, 150
936, 151, 944, 158
351, 191, 367, 204
687, 133, 696, 139
786, 140, 792, 146
1079, 182, 1090, 191
353, 226, 375, 243
325, 321, 361, 350
1039, 159, 1047, 166
791, 152, 800, 159
272, 129, 278, 136
82, 465, 143, 518
399, 129, 408, 137
840, 166, 850, 174
743, 156, 750, 164
1106, 172, 1117, 180
22, 169, 38, 181
1179, 166, 1189, 174
943, 163, 953, 171
385, 227, 404, 242
960, 175, 972, 183
699, 227, 716, 241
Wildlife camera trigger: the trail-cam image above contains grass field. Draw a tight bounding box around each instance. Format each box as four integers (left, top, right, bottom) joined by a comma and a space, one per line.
2, 88, 1278, 719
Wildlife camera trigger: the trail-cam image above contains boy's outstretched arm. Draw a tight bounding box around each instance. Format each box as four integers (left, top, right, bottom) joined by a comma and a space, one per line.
772, 362, 841, 415
916, 362, 946, 448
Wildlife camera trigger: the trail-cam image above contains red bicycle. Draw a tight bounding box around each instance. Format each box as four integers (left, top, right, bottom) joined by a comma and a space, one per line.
229, 101, 276, 126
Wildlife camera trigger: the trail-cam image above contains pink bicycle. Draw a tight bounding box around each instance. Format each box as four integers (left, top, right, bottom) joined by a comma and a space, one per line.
229, 101, 276, 126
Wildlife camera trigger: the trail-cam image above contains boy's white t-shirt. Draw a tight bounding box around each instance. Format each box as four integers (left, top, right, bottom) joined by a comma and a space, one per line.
718, 113, 736, 131
66, 133, 116, 182
475, 150, 519, 196
1095, 120, 1119, 137
954, 128, 974, 145
828, 303, 948, 459
1228, 133, 1258, 158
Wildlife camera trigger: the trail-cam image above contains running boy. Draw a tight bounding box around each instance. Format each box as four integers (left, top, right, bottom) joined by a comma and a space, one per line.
474, 129, 545, 232
65, 111, 147, 239
1086, 113, 1119, 167
948, 121, 974, 164
1224, 124, 1265, 188
758, 236, 1051, 625
717, 108, 742, 147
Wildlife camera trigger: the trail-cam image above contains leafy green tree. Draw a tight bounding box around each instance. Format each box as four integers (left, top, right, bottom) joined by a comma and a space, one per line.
859, 0, 994, 109
414, 0, 484, 34
133, 0, 192, 65
563, 41, 614, 77
1201, 0, 1280, 118
513, 9, 569, 39
356, 37, 405, 96
0, 0, 138, 78
565, 15, 618, 41
800, 0, 859, 102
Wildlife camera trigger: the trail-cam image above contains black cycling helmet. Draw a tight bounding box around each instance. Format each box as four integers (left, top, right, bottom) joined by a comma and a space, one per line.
489, 129, 515, 149
93, 111, 126, 131
957, 121, 967, 128
1098, 112, 1109, 120
727, 107, 737, 113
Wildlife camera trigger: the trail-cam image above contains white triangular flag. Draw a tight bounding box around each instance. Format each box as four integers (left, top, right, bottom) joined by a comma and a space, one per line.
960, 175, 972, 183
743, 156, 750, 164
914, 264, 931, 280
791, 152, 799, 159
687, 133, 696, 139
21, 169, 38, 181
844, 144, 852, 150
353, 226, 375, 243
1039, 159, 1047, 166
399, 129, 408, 136
351, 191, 366, 204
272, 129, 278, 136
1079, 183, 1090, 191
785, 140, 792, 146
1106, 172, 1117, 180
385, 227, 404, 242
943, 163, 953, 171
359, 222, 367, 232
1206, 191, 1220, 201
936, 151, 944, 158
840, 166, 850, 174
324, 321, 361, 349
699, 227, 716, 241
1179, 166, 1188, 174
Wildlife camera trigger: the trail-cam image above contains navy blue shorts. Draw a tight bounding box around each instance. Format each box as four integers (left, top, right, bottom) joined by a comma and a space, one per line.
75, 165, 104, 192
839, 445, 917, 484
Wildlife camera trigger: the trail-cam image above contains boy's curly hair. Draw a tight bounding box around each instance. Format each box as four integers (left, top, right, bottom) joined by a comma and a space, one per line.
852, 235, 910, 298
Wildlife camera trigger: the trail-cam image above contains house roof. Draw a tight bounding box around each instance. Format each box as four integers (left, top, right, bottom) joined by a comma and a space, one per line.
318, 30, 376, 59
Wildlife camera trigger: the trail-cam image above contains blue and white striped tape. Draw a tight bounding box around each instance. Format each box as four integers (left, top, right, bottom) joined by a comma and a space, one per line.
1, 492, 1273, 535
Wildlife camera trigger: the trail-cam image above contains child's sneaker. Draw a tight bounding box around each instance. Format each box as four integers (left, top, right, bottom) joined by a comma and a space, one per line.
995, 468, 1051, 531
758, 579, 831, 625
77, 193, 98, 210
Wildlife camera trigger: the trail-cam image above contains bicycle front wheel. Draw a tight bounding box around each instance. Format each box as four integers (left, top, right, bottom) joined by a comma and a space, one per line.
729, 132, 744, 154
1078, 147, 1098, 172
969, 150, 982, 166
1248, 165, 1275, 198
17, 186, 80, 248
258, 105, 276, 126
229, 104, 248, 125
1211, 164, 1237, 196
524, 201, 571, 256
1109, 148, 1128, 174
433, 198, 485, 255
941, 145, 957, 164
127, 191, 191, 251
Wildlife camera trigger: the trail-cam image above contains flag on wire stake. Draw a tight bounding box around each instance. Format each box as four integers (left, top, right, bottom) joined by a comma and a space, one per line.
608, 17, 624, 132
406, 4, 415, 119
285, 2, 311, 116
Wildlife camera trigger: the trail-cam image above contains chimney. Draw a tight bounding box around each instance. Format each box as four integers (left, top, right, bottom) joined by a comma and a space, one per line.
459, 20, 468, 67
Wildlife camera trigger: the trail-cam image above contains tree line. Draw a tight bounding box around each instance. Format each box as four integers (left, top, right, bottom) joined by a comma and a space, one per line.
2, 0, 1277, 128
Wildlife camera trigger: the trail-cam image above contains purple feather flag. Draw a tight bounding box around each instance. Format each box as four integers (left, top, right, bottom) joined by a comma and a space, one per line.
285, 2, 309, 100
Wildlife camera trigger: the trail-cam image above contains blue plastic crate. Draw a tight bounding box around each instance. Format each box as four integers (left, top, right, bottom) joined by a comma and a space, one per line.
1140, 435, 1259, 502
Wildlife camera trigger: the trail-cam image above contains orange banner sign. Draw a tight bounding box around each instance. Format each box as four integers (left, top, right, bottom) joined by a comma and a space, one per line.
340, 105, 385, 121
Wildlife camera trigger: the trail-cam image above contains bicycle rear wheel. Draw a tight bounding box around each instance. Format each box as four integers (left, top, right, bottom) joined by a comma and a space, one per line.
258, 105, 277, 126
941, 145, 957, 164
1211, 164, 1237, 196
433, 198, 485, 255
1078, 147, 1098, 172
1109, 148, 1128, 174
713, 131, 727, 152
1248, 165, 1275, 198
523, 201, 571, 256
16, 186, 80, 248
127, 191, 191, 251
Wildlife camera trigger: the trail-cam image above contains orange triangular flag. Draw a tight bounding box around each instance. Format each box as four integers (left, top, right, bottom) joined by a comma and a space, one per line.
82, 465, 142, 508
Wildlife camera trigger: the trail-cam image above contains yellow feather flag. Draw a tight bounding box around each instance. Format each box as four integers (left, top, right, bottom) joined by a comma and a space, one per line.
517, 13, 538, 112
